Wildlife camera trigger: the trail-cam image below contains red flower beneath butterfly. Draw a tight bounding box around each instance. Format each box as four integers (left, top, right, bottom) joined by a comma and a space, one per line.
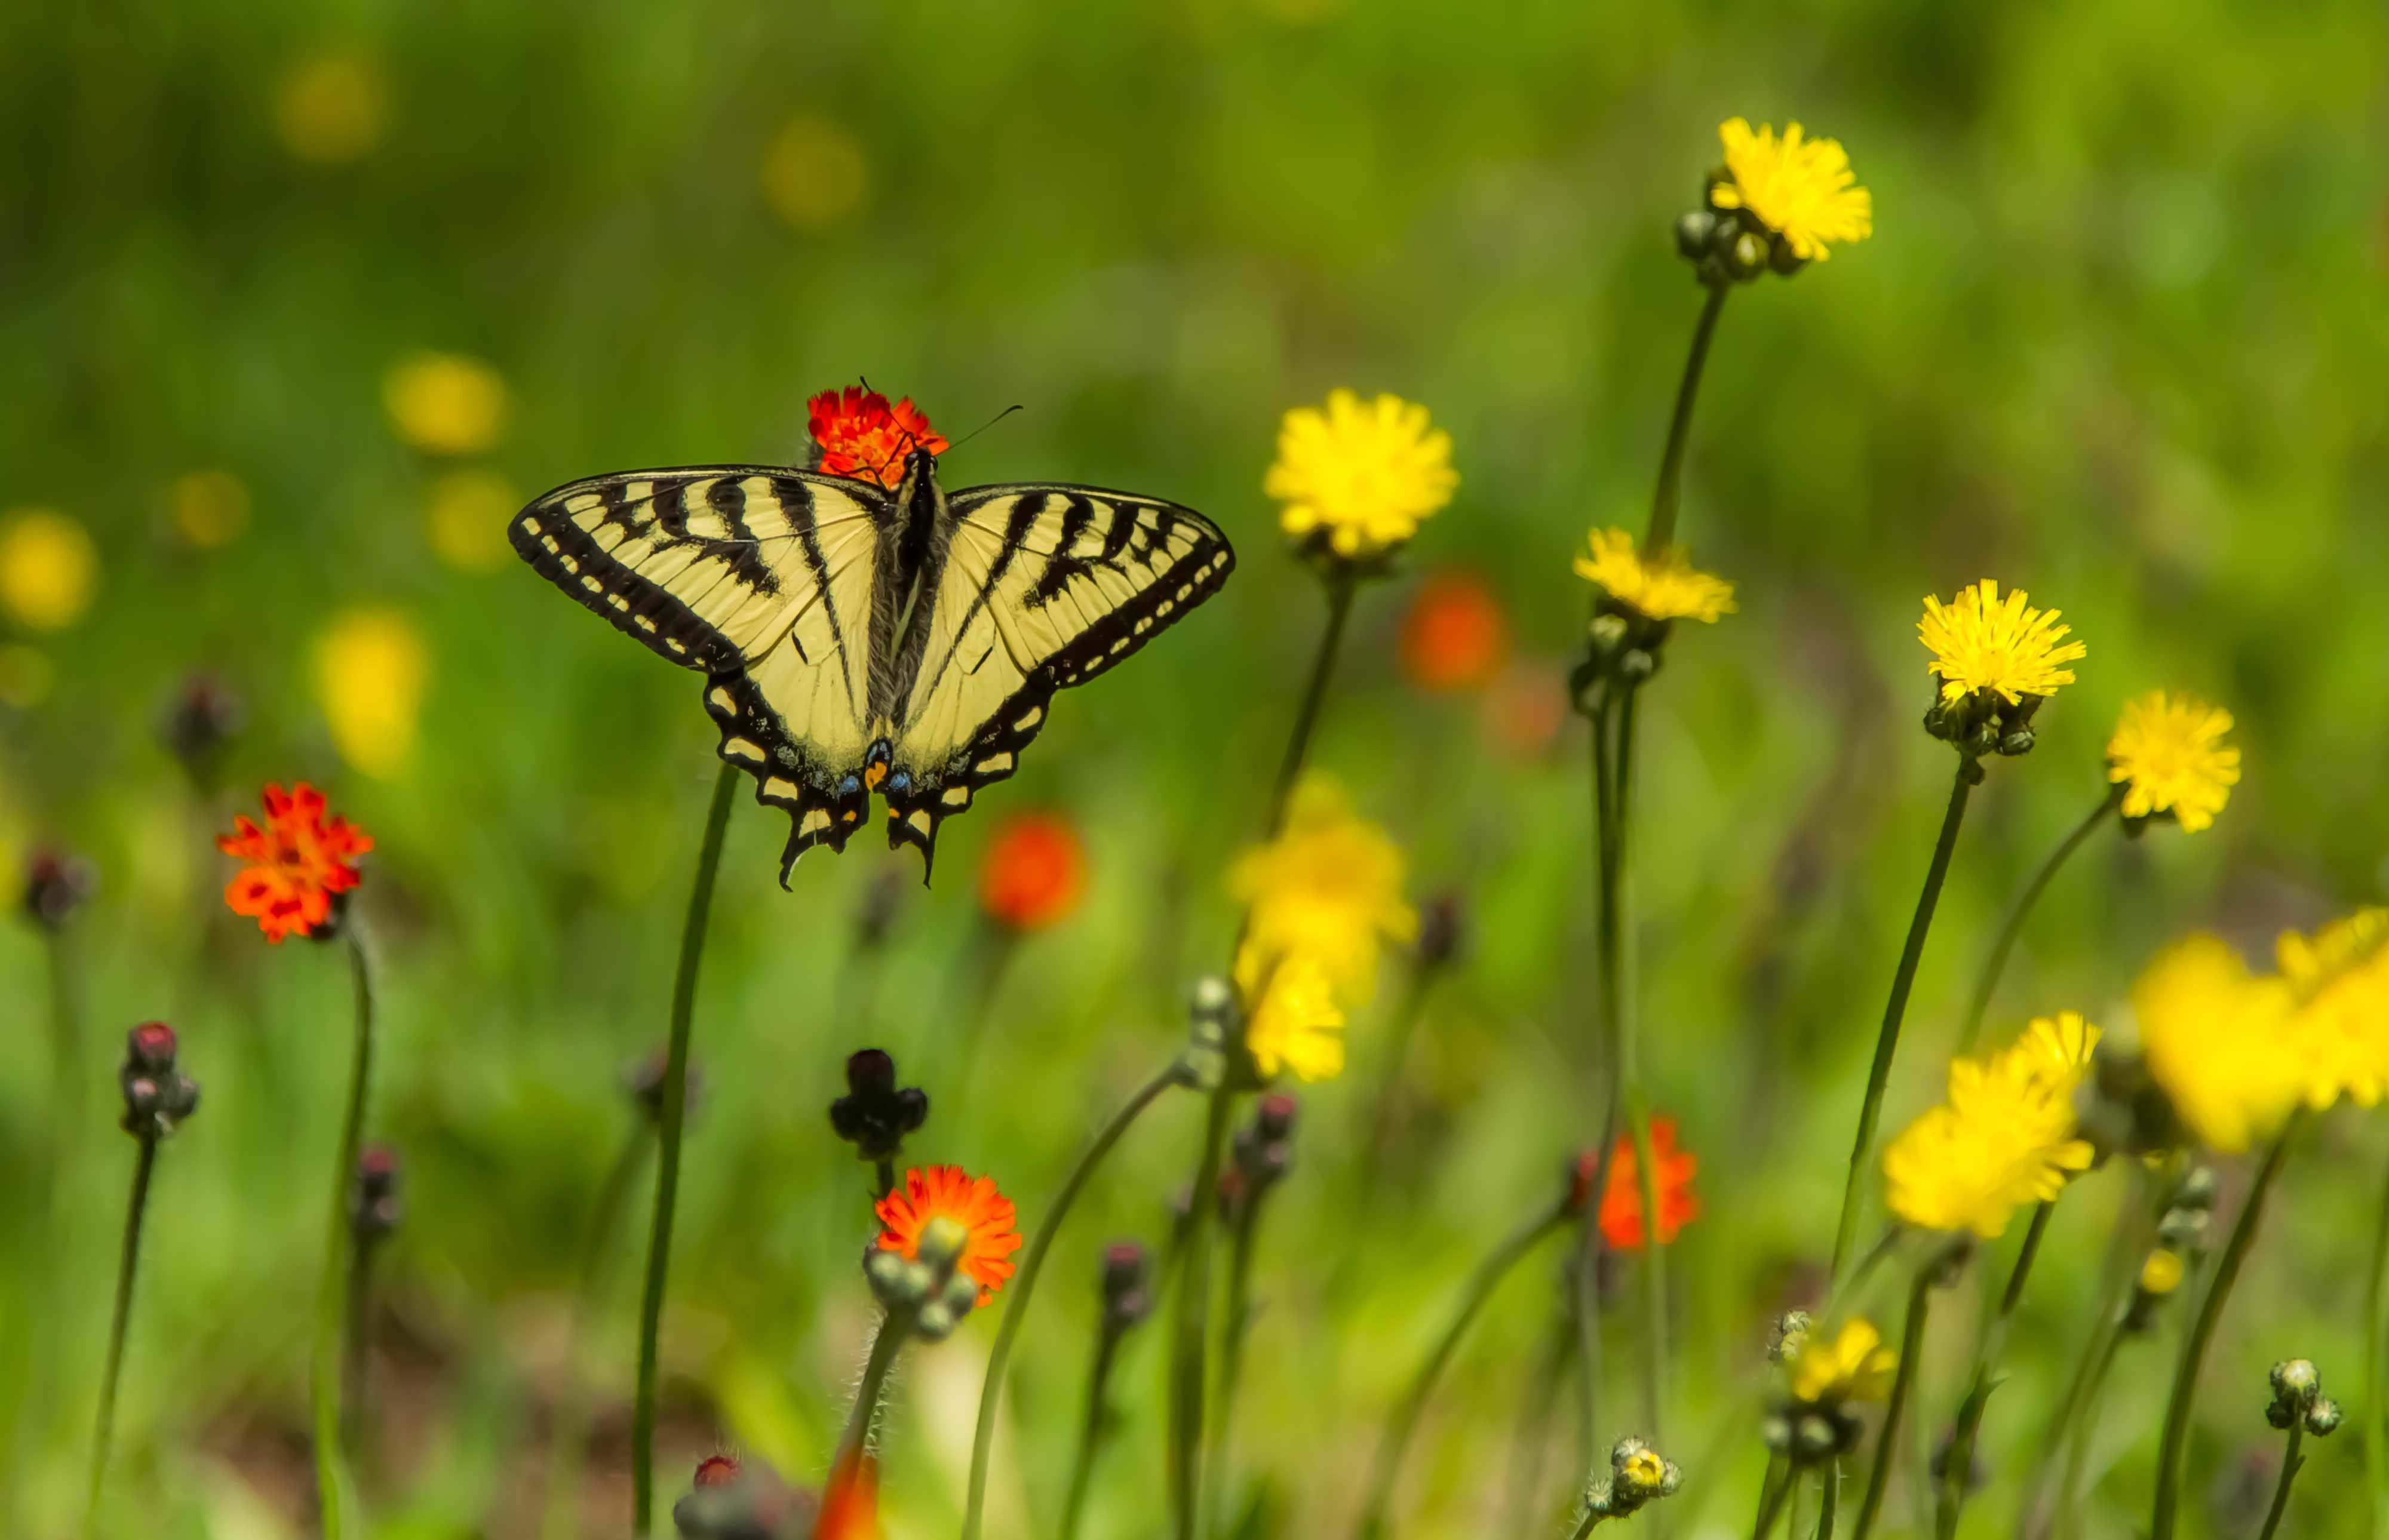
1571, 1116, 1700, 1250
808, 386, 950, 491
216, 782, 373, 942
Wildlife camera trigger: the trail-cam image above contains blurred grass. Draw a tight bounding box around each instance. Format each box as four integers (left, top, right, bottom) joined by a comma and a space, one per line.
2, 1, 2387, 1536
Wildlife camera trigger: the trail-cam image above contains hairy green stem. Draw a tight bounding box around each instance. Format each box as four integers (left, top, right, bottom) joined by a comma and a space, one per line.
1645, 281, 1730, 552
1851, 1259, 1940, 1540
1749, 1459, 1792, 1540
1058, 1325, 1126, 1540
81, 1136, 158, 1539
1936, 1201, 2052, 1536
1832, 760, 1977, 1277
1601, 684, 1668, 1456
2256, 1420, 2307, 1540
1815, 1462, 1840, 1540
542, 1125, 654, 1540
2151, 1116, 2301, 1540
311, 922, 379, 1539
832, 1308, 911, 1475
963, 1062, 1183, 1540
1952, 792, 2118, 1058
630, 761, 737, 1536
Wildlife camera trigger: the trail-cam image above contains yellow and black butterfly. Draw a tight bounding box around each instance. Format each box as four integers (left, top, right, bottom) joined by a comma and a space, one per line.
510, 441, 1235, 881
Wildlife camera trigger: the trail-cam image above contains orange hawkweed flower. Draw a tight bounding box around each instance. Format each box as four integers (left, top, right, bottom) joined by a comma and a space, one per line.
1572, 1117, 1699, 1249
978, 811, 1086, 931
1399, 570, 1508, 692
874, 1165, 1022, 1304
216, 782, 372, 943
807, 387, 950, 491
815, 1450, 880, 1540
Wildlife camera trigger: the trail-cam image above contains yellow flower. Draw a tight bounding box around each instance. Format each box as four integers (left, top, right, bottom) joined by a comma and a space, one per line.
169, 470, 253, 551
2107, 691, 2239, 832
2279, 908, 2389, 1111
383, 352, 511, 456
274, 51, 392, 167
1788, 1319, 1896, 1404
2139, 1249, 2185, 1296
1573, 528, 1736, 625
2133, 933, 2302, 1153
761, 115, 873, 231
1709, 118, 1872, 263
1918, 580, 2086, 705
1236, 946, 1347, 1083
1884, 1020, 2097, 1239
315, 606, 431, 779
425, 468, 520, 574
2007, 1009, 2102, 1099
0, 508, 99, 632
1264, 391, 1456, 561
1227, 776, 1417, 1004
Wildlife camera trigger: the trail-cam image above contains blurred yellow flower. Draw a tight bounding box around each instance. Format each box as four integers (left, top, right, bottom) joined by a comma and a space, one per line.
2134, 933, 2302, 1153
169, 469, 253, 550
1236, 946, 1346, 1083
2107, 691, 2239, 832
0, 508, 99, 632
760, 115, 873, 232
1264, 391, 1456, 561
1573, 527, 1736, 625
1918, 580, 2085, 706
1788, 1318, 1896, 1404
425, 468, 521, 574
1883, 1016, 2097, 1238
384, 352, 511, 456
0, 645, 53, 709
2139, 1248, 2185, 1296
1228, 776, 1417, 1004
2008, 1009, 2102, 1099
274, 51, 392, 167
1709, 118, 1872, 262
315, 606, 431, 779
2279, 908, 2389, 1110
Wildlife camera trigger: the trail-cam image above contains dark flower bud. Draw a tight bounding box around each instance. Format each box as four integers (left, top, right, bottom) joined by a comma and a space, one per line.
119, 1023, 200, 1139
2173, 1166, 2218, 1211
1997, 728, 2036, 757
127, 1020, 179, 1073
1767, 235, 1808, 276
2306, 1397, 2343, 1437
2267, 1397, 2299, 1431
159, 671, 245, 781
1415, 890, 1467, 971
23, 847, 95, 932
1792, 1409, 1849, 1462
351, 1143, 404, 1243
671, 1452, 813, 1540
1617, 647, 1657, 683
1100, 1241, 1152, 1332
1759, 1410, 1794, 1453
1675, 210, 1718, 262
2157, 1207, 2210, 1251
1722, 230, 1768, 281
828, 1047, 928, 1162
1254, 1093, 1298, 1144
1228, 1093, 1298, 1216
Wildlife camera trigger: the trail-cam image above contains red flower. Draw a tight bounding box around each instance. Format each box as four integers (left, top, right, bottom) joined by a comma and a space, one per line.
978, 811, 1086, 932
1572, 1117, 1699, 1250
1400, 570, 1509, 692
814, 1450, 879, 1540
874, 1165, 1022, 1304
807, 386, 950, 491
215, 782, 372, 942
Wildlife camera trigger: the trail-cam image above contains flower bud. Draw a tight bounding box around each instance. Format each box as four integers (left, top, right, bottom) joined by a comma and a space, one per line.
628, 1049, 705, 1126
351, 1143, 404, 1243
1768, 1310, 1813, 1365
2173, 1166, 2219, 1211
1100, 1241, 1152, 1331
159, 672, 245, 782
828, 1047, 928, 1162
127, 1021, 178, 1073
1724, 230, 1768, 281
1415, 891, 1467, 971
22, 847, 94, 932
916, 1215, 969, 1274
2157, 1207, 2209, 1250
1675, 210, 1718, 262
1792, 1409, 1847, 1462
119, 1023, 200, 1139
2306, 1397, 2344, 1437
1767, 235, 1808, 276
2270, 1358, 2320, 1407
915, 1300, 959, 1342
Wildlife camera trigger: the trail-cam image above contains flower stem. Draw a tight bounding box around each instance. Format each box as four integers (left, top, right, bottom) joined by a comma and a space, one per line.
1815, 1461, 1840, 1540
1934, 1201, 2053, 1538
1851, 1257, 1941, 1540
1952, 792, 2118, 1058
1170, 1081, 1238, 1540
1209, 1196, 1266, 1532
834, 1308, 911, 1472
2369, 1146, 2389, 1537
1058, 1324, 1126, 1540
1749, 1459, 1792, 1540
340, 1226, 377, 1458
1353, 1200, 1569, 1540
1645, 281, 1730, 553
1831, 759, 1977, 1278
2049, 1320, 2123, 1540
2256, 1419, 2307, 1540
1503, 1301, 1578, 1538
1265, 570, 1356, 836
629, 761, 738, 1536
2151, 1115, 2302, 1540
1361, 963, 1438, 1186
47, 929, 84, 1129
542, 1124, 655, 1540
81, 1135, 158, 1540
308, 923, 379, 1539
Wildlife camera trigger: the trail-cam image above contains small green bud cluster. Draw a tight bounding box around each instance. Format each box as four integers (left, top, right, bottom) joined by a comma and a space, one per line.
2266, 1359, 2342, 1437
1578, 1436, 1682, 1523
1571, 607, 1666, 718
1767, 1311, 1813, 1366
1762, 1403, 1865, 1466
2077, 1050, 2188, 1162
1675, 192, 1805, 285
2126, 1166, 2216, 1334
1923, 687, 2044, 764
863, 1215, 983, 1342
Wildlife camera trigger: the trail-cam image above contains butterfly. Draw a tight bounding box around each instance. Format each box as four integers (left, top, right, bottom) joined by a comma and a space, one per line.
510, 402, 1235, 883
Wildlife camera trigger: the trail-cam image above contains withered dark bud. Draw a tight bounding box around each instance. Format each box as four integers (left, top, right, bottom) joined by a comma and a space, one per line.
351, 1143, 404, 1243
119, 1022, 200, 1139
829, 1047, 928, 1162
159, 671, 245, 781
23, 847, 95, 932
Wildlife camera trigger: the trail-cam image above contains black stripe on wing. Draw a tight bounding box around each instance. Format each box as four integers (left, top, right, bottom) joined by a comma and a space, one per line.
699, 671, 872, 886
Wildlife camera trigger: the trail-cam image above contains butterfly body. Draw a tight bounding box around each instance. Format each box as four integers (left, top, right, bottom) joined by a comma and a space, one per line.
512, 446, 1234, 881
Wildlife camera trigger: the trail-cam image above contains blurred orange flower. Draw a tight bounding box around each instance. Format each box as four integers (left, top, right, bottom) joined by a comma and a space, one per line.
216, 782, 372, 943
1573, 1117, 1699, 1249
1481, 659, 1569, 758
815, 1450, 880, 1540
809, 388, 949, 491
979, 811, 1086, 931
875, 1165, 1022, 1304
1399, 570, 1508, 692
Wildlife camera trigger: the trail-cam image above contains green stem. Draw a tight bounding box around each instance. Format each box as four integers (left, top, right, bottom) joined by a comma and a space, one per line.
1059, 1327, 1126, 1540
2151, 1115, 2302, 1540
2256, 1420, 2306, 1540
81, 1136, 158, 1539
1503, 1302, 1578, 1538
542, 1125, 655, 1540
962, 1062, 1183, 1540
1936, 1201, 2053, 1537
1265, 571, 1356, 836
1209, 1200, 1264, 1534
2023, 1167, 2155, 1540
1170, 1082, 1239, 1540
47, 929, 83, 1127
1361, 965, 1438, 1186
2050, 1321, 2124, 1540
629, 761, 738, 1536
341, 1232, 377, 1458
2371, 1145, 2389, 1538
1574, 690, 1623, 1469
1851, 1258, 1940, 1540
1602, 684, 1667, 1454
1831, 760, 1978, 1277
1353, 1201, 1569, 1540
1815, 1462, 1840, 1540
1749, 1459, 1792, 1540
1952, 793, 2118, 1058
309, 923, 379, 1540
1645, 281, 1731, 552
833, 1309, 911, 1471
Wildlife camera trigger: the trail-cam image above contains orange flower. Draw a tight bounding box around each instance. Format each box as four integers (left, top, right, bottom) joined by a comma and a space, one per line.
216, 782, 372, 942
807, 386, 950, 490
874, 1165, 1022, 1304
978, 811, 1086, 931
1399, 570, 1508, 692
1572, 1117, 1699, 1250
815, 1450, 880, 1540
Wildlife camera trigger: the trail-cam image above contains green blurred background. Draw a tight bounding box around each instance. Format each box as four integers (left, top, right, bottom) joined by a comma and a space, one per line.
4, 1, 2387, 1536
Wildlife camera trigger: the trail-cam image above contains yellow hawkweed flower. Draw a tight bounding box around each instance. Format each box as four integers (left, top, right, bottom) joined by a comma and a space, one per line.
1227, 776, 1417, 1004
2007, 1009, 2102, 1099
424, 468, 521, 574
2107, 691, 2239, 832
1788, 1319, 1896, 1404
2133, 934, 2302, 1153
315, 605, 431, 779
2139, 1249, 2185, 1296
0, 509, 99, 632
1884, 1020, 2097, 1239
274, 51, 392, 167
1918, 580, 2086, 705
383, 352, 511, 456
2279, 908, 2389, 1110
1235, 945, 1346, 1083
1709, 118, 1872, 262
761, 114, 873, 231
1573, 528, 1736, 625
1264, 390, 1456, 561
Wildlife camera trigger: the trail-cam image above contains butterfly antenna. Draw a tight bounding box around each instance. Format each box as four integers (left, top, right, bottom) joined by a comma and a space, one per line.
943, 404, 1025, 457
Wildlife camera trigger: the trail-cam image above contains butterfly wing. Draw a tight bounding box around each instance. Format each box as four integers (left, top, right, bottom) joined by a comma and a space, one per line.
879, 483, 1235, 871
510, 466, 895, 877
